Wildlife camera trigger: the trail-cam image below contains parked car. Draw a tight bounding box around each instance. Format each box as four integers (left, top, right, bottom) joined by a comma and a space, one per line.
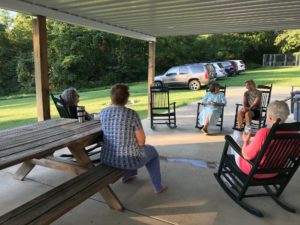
217, 61, 235, 76
211, 62, 227, 79
229, 60, 238, 75
231, 60, 246, 73
154, 63, 216, 91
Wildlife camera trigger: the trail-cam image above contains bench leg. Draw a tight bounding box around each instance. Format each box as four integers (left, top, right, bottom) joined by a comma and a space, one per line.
14, 161, 36, 181
68, 143, 124, 211
99, 186, 124, 211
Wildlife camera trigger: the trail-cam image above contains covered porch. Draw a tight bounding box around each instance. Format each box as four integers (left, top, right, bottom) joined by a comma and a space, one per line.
0, 1, 300, 224
0, 86, 299, 224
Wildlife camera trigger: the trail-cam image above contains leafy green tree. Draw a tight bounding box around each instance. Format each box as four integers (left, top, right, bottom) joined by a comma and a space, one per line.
156, 36, 201, 73
8, 14, 33, 53
0, 9, 298, 96
202, 33, 248, 60
4, 13, 34, 93
47, 21, 148, 89
156, 32, 277, 72
241, 32, 278, 65
0, 22, 19, 95
105, 34, 148, 84
16, 52, 35, 92
0, 9, 13, 28
275, 30, 300, 53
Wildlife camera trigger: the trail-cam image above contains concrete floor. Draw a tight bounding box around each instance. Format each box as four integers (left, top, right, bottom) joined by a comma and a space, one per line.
0, 86, 299, 225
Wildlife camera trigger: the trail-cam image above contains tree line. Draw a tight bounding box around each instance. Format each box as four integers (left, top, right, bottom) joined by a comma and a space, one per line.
0, 11, 299, 96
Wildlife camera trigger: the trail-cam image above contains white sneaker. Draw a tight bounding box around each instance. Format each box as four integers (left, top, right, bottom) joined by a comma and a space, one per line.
244, 126, 252, 134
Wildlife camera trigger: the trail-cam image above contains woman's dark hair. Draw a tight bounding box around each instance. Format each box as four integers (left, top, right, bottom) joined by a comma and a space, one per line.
209, 82, 220, 93
110, 84, 130, 105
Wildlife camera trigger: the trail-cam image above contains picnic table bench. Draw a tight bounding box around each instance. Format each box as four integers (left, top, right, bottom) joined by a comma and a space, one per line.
0, 119, 125, 224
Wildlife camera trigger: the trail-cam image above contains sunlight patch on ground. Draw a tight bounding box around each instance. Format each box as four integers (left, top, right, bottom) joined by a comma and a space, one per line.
147, 133, 224, 146
146, 200, 208, 209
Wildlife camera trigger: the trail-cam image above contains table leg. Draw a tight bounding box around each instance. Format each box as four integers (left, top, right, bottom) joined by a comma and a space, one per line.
67, 143, 93, 169
14, 161, 36, 181
68, 143, 124, 211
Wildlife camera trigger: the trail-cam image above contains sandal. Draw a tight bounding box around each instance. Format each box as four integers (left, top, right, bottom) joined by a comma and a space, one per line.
201, 128, 208, 134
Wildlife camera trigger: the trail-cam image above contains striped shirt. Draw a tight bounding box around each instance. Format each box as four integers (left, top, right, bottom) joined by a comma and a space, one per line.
99, 105, 143, 169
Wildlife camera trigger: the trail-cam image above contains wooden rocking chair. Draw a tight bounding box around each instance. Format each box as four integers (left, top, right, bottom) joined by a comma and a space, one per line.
195, 85, 226, 131
233, 84, 272, 131
150, 86, 176, 129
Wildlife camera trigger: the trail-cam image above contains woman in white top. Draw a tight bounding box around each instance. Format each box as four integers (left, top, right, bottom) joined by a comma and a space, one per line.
198, 82, 226, 134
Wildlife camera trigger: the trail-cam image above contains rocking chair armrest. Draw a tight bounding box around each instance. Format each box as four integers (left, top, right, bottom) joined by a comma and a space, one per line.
169, 102, 176, 109
234, 103, 243, 113
235, 103, 243, 108
224, 135, 243, 157
224, 135, 254, 165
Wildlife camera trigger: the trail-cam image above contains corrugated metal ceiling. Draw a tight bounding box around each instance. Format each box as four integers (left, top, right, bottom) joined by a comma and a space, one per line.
1, 0, 300, 41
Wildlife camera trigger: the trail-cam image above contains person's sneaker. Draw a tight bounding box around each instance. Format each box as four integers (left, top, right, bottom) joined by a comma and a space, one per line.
244, 126, 252, 134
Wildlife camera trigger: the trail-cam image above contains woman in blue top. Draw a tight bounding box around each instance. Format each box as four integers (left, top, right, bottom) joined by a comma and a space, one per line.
100, 84, 167, 194
198, 82, 226, 134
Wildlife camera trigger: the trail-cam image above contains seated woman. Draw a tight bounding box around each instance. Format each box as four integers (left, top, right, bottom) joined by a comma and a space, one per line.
61, 87, 91, 121
198, 82, 226, 134
235, 100, 290, 178
237, 80, 261, 132
99, 84, 167, 194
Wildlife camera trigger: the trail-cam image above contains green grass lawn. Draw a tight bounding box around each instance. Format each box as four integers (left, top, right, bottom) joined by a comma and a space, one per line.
1, 66, 300, 130
218, 66, 300, 87
0, 82, 203, 130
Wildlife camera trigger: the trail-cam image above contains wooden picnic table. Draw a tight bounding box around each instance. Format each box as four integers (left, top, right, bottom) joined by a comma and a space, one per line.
0, 118, 124, 211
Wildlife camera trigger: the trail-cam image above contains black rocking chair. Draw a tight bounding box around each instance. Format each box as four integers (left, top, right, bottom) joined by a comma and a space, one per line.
195, 85, 226, 131
233, 84, 272, 131
215, 120, 300, 217
50, 93, 101, 161
50, 93, 71, 118
150, 85, 176, 129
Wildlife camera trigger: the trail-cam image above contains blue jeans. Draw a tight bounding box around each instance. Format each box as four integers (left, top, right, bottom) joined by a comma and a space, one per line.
122, 144, 162, 192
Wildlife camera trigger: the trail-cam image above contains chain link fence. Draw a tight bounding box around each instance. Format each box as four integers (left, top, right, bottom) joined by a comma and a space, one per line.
262, 53, 300, 66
